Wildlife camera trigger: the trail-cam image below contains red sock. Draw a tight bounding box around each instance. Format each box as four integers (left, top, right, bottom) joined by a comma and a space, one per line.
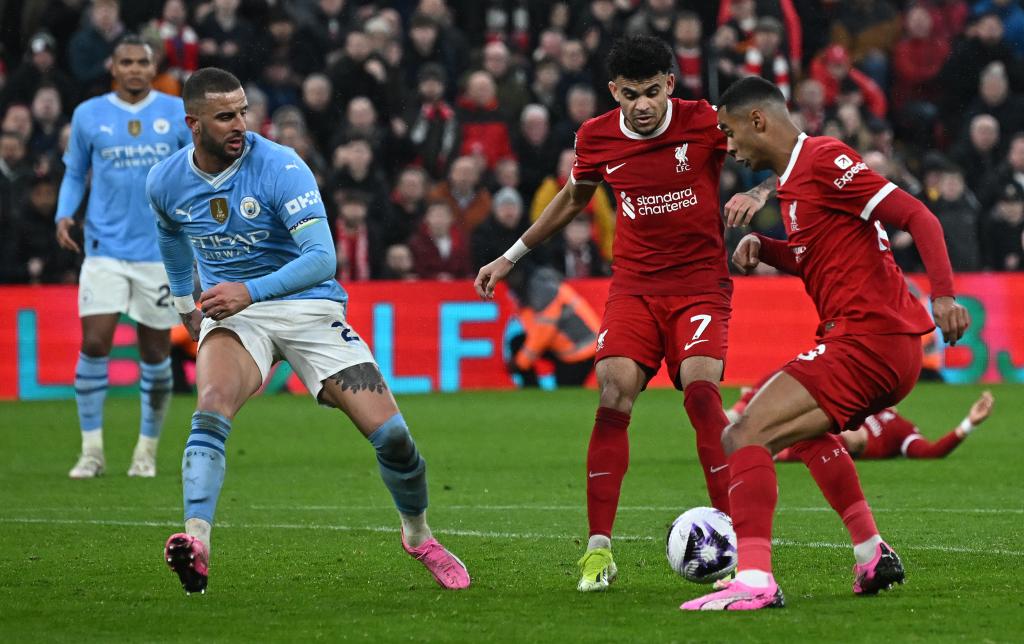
683, 381, 731, 514
586, 407, 630, 538
788, 435, 879, 544
729, 445, 777, 573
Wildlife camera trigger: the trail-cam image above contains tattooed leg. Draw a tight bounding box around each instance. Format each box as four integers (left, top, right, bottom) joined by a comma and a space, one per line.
319, 362, 401, 438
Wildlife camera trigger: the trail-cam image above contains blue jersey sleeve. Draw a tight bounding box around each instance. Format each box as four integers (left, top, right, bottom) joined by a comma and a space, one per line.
147, 167, 195, 297
56, 108, 91, 220
243, 158, 336, 302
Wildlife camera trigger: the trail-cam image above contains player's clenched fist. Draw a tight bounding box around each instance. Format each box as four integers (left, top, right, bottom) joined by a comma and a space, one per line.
198, 282, 253, 320
474, 257, 514, 300
732, 234, 761, 275
930, 295, 970, 346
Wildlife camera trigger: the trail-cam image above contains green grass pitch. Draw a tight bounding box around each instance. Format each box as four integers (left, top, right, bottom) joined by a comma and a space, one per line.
1, 384, 1022, 642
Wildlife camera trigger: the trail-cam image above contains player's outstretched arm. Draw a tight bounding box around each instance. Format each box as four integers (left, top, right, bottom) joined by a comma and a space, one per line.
905, 391, 994, 458
871, 188, 969, 344
724, 175, 776, 228
474, 181, 598, 299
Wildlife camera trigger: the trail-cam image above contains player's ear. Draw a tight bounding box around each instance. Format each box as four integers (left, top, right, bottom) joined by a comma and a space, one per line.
750, 107, 767, 133
664, 73, 675, 95
185, 114, 199, 134
607, 80, 618, 102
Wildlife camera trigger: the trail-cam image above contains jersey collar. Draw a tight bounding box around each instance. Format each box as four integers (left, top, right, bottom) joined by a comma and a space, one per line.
106, 91, 157, 114
619, 99, 673, 140
188, 135, 252, 189
778, 132, 808, 186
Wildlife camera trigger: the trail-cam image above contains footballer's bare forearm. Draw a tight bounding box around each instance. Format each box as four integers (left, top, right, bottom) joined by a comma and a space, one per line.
520, 182, 596, 249
747, 175, 776, 202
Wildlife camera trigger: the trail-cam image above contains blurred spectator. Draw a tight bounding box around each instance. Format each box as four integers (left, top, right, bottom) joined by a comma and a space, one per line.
941, 12, 1023, 126
830, 0, 902, 89
299, 74, 337, 159
381, 243, 418, 280
710, 21, 744, 92
416, 0, 470, 73
809, 44, 887, 119
672, 11, 708, 101
333, 191, 383, 282
68, 0, 125, 96
626, 0, 677, 45
331, 136, 390, 214
835, 102, 873, 151
12, 175, 77, 284
144, 0, 198, 83
918, 0, 970, 42
408, 199, 473, 279
28, 85, 65, 159
531, 148, 616, 261
556, 39, 594, 104
483, 41, 530, 124
982, 132, 1024, 211
2, 104, 34, 146
258, 57, 300, 117
328, 29, 389, 120
929, 167, 983, 271
717, 0, 803, 71
275, 122, 327, 183
742, 17, 790, 101
259, 8, 321, 79
403, 13, 456, 94
951, 114, 1002, 198
197, 0, 257, 84
973, 0, 1024, 56
549, 214, 610, 278
471, 186, 527, 271
1, 130, 34, 280
1, 32, 77, 113
791, 79, 827, 136
891, 5, 950, 117
243, 84, 271, 137
529, 57, 563, 123
428, 155, 492, 233
984, 180, 1024, 270
405, 63, 460, 181
457, 71, 515, 171
304, 0, 353, 66
963, 62, 1024, 148
514, 104, 559, 203
491, 157, 521, 194
383, 166, 429, 247
553, 84, 598, 151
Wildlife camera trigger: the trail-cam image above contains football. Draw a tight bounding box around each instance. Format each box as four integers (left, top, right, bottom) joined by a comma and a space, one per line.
666, 507, 738, 583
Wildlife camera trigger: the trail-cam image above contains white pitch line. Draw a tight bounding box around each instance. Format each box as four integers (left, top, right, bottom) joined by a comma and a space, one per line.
1, 517, 1021, 557
245, 504, 1023, 515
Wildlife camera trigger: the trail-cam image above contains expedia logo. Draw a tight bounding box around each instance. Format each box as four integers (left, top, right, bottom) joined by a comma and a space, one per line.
834, 154, 854, 170
833, 161, 869, 189
620, 188, 698, 219
284, 190, 322, 214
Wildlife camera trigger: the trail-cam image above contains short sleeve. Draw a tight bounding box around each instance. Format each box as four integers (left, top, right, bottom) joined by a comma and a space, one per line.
272, 154, 327, 233
812, 142, 897, 221
570, 126, 602, 186
698, 101, 727, 152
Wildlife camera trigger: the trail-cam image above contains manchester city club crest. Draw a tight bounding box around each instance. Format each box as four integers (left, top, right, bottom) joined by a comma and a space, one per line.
210, 197, 229, 223
128, 120, 142, 137
239, 196, 261, 219
153, 118, 170, 134
675, 143, 690, 173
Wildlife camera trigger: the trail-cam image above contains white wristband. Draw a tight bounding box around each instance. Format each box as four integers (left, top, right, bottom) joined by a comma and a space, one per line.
173, 295, 197, 315
502, 238, 531, 264
958, 417, 975, 436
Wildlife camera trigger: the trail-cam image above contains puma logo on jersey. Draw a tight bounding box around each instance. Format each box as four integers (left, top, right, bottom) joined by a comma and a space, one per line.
99, 125, 114, 136
284, 163, 299, 171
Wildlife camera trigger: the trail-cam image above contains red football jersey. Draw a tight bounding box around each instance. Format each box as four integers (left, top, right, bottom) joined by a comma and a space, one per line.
774, 134, 935, 338
572, 98, 730, 296
860, 409, 921, 459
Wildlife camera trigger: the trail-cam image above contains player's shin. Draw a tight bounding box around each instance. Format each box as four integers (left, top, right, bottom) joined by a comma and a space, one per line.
728, 445, 777, 587
182, 411, 232, 546
683, 381, 731, 514
586, 407, 630, 548
788, 435, 880, 562
367, 414, 431, 546
75, 352, 109, 449
136, 358, 173, 458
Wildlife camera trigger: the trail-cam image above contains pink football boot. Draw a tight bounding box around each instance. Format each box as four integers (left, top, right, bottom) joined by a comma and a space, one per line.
164, 533, 209, 595
402, 531, 471, 590
680, 577, 785, 611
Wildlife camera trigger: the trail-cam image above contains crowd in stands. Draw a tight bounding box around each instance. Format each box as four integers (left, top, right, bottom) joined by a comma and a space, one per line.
1, 0, 1023, 285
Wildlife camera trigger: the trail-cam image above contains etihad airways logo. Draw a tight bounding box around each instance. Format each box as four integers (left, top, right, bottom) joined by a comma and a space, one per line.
100, 142, 173, 168
619, 188, 698, 219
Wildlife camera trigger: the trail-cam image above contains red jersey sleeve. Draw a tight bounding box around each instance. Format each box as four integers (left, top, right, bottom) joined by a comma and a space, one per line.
810, 141, 897, 222
695, 100, 727, 152
570, 124, 602, 186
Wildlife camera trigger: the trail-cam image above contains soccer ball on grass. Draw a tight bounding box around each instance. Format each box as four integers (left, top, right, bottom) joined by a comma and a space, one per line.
666, 506, 737, 583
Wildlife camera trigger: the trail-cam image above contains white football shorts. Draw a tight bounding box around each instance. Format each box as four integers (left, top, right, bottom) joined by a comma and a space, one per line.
197, 299, 376, 401
78, 256, 179, 329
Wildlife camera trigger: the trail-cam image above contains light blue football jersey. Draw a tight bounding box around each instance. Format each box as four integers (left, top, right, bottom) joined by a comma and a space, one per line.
57, 91, 190, 261
146, 131, 346, 303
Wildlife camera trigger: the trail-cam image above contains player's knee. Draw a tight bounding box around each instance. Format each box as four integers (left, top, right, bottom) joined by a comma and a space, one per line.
722, 415, 767, 454
369, 414, 417, 465
80, 335, 112, 357
196, 384, 237, 419
598, 379, 636, 413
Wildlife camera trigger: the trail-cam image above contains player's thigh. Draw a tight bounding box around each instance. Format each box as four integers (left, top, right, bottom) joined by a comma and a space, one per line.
124, 261, 179, 330
726, 370, 832, 454
267, 301, 399, 436
78, 257, 130, 320
655, 292, 731, 389
594, 294, 661, 400
195, 329, 264, 418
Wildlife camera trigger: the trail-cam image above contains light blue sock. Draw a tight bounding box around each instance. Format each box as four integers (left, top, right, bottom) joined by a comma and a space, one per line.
182, 411, 232, 524
139, 358, 173, 439
75, 353, 108, 433
367, 413, 428, 515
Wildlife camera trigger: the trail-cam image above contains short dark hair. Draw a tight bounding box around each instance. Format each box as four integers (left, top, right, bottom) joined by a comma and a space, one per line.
182, 67, 243, 111
112, 33, 151, 55
718, 76, 786, 112
606, 34, 673, 81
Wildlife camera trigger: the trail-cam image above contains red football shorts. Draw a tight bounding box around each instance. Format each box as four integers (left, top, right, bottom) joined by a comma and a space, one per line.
595, 292, 731, 390
783, 333, 923, 431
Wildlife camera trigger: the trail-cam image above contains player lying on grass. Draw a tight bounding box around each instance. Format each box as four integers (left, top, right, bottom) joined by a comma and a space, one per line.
147, 68, 469, 595
730, 385, 996, 460
681, 76, 969, 611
